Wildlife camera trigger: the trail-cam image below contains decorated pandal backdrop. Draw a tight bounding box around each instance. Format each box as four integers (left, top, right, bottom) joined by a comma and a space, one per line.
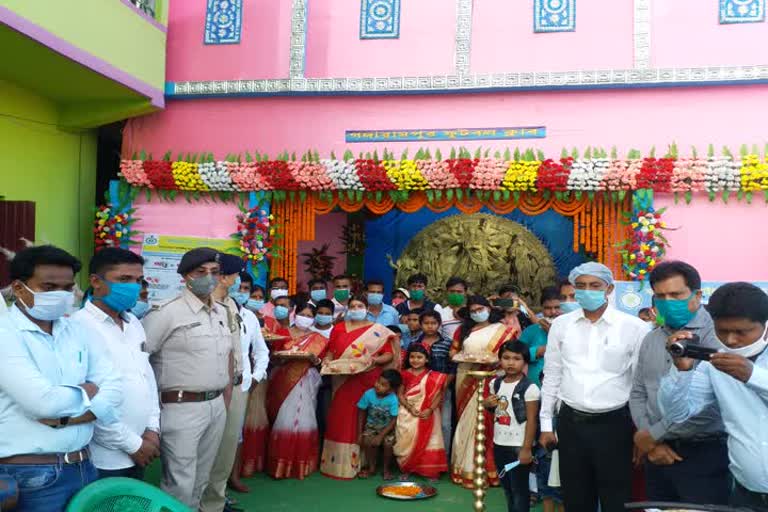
102, 145, 768, 303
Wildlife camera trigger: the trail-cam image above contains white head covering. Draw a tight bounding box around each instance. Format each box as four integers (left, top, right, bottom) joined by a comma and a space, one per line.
568, 262, 614, 286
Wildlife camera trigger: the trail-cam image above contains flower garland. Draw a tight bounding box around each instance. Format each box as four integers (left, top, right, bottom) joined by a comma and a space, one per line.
235, 205, 275, 264
119, 146, 768, 202
619, 191, 669, 281
93, 185, 139, 251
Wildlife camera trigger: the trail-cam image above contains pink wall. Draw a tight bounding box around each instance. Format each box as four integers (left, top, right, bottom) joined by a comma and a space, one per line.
132, 196, 239, 238
306, 0, 457, 78
166, 0, 290, 82
471, 0, 634, 74
656, 193, 768, 281
652, 1, 768, 68
125, 84, 768, 157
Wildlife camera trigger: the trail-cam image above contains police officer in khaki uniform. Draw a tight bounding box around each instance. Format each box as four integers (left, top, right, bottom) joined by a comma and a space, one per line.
142, 248, 233, 509
201, 253, 247, 512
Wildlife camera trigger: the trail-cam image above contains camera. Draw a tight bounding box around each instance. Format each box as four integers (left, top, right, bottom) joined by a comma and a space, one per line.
667, 334, 718, 360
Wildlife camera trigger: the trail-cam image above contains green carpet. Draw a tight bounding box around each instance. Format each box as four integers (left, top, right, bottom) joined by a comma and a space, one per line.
144, 462, 515, 511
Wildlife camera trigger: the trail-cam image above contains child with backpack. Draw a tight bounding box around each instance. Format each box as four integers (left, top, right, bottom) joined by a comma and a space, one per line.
483, 341, 541, 512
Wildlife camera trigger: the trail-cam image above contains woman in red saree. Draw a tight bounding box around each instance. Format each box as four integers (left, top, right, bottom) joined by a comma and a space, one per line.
266, 303, 329, 479
320, 295, 399, 480
241, 294, 291, 476
450, 296, 518, 488
394, 344, 448, 481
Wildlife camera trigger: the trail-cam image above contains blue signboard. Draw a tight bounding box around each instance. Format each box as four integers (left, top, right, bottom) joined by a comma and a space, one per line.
611, 280, 768, 316
345, 126, 546, 143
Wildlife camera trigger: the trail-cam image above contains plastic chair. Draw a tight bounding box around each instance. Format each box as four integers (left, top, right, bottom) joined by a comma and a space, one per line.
65, 477, 192, 512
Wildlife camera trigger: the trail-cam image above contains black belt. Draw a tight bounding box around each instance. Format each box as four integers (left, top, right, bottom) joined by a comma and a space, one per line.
160, 389, 224, 403
561, 403, 629, 423
666, 435, 727, 450
736, 481, 768, 506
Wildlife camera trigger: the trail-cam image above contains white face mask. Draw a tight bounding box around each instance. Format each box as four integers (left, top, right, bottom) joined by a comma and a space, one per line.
270, 288, 288, 300
715, 322, 768, 358
18, 283, 74, 321
294, 315, 314, 330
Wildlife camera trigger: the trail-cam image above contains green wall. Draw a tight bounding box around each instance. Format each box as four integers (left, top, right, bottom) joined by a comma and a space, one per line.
1, 0, 166, 92
0, 80, 96, 270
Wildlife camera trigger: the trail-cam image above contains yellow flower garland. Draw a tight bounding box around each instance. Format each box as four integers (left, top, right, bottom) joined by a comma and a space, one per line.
740, 154, 768, 192
501, 160, 539, 191
171, 161, 209, 191
383, 160, 429, 191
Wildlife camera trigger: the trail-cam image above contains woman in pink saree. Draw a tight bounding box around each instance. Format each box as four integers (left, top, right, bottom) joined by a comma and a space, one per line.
320, 296, 399, 480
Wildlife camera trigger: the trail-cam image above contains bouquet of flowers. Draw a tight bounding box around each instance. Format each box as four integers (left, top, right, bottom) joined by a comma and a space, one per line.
235, 206, 274, 263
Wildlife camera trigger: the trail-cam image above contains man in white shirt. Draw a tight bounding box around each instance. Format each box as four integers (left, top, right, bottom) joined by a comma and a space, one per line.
539, 262, 650, 512
73, 248, 160, 480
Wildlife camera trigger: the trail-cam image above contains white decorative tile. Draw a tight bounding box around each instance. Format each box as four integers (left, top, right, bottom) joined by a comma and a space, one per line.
360, 0, 400, 39
534, 0, 576, 33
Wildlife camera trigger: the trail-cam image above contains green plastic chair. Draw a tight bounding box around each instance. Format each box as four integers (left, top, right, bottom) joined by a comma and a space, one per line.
65, 477, 192, 512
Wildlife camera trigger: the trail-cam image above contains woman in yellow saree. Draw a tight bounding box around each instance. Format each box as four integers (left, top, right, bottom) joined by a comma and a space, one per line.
450, 295, 518, 488
319, 296, 399, 480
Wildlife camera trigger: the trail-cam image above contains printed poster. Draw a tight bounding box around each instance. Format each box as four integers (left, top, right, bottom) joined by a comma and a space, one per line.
140, 233, 239, 301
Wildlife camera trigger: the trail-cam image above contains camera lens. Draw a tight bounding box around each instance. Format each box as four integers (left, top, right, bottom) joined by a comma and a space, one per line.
668, 341, 686, 357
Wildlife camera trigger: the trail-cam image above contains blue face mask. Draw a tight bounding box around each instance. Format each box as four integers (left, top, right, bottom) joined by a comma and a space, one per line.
98, 279, 141, 313
655, 293, 696, 329
227, 276, 242, 296
316, 314, 333, 326
559, 301, 581, 314
574, 289, 607, 312
367, 292, 384, 306
230, 291, 250, 306
131, 300, 150, 319
310, 289, 327, 302
274, 305, 290, 320
246, 299, 265, 312
347, 309, 367, 321
470, 309, 490, 323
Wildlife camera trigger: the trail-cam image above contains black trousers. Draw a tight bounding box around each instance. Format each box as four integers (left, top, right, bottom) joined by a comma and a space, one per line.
732, 482, 768, 512
557, 404, 633, 512
645, 438, 730, 505
493, 445, 530, 512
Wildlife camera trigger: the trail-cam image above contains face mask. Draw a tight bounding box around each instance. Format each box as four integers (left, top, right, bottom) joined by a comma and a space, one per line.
131, 300, 150, 319
470, 309, 490, 323
410, 289, 425, 301
392, 298, 405, 306
716, 322, 768, 358
310, 289, 327, 302
367, 292, 384, 306
246, 299, 265, 312
230, 291, 250, 306
295, 315, 315, 330
188, 274, 217, 297
274, 305, 290, 320
227, 276, 242, 296
655, 294, 697, 330
271, 288, 288, 300
560, 301, 581, 314
98, 279, 141, 313
347, 309, 367, 321
316, 314, 333, 326
447, 292, 465, 307
574, 289, 606, 312
19, 283, 74, 321
334, 289, 350, 302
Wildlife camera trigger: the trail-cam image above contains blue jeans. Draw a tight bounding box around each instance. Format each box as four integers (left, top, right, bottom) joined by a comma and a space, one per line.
493, 444, 530, 512
0, 460, 98, 512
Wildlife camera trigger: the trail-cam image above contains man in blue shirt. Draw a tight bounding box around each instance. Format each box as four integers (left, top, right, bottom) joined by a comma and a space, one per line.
659, 282, 768, 511
0, 246, 122, 512
365, 279, 399, 326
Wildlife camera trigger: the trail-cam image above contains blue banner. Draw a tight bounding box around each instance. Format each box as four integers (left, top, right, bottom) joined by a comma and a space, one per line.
612, 280, 768, 316
346, 126, 546, 143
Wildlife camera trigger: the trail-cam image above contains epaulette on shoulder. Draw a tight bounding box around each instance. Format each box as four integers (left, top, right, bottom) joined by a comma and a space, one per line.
151, 296, 182, 310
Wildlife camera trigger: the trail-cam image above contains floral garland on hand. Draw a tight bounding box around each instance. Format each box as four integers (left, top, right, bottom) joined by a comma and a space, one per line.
235, 205, 275, 264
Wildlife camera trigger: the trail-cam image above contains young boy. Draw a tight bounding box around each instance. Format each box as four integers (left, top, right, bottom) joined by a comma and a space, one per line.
357, 369, 402, 480
483, 341, 541, 512
311, 298, 335, 338
402, 309, 424, 349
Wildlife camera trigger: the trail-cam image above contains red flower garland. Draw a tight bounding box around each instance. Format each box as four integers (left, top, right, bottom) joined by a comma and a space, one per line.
257, 161, 301, 190
636, 158, 675, 192
446, 158, 477, 188
354, 160, 396, 191
536, 157, 573, 191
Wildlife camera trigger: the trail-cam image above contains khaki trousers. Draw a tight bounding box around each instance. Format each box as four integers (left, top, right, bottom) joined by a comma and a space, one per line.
160, 396, 227, 509
200, 388, 248, 512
